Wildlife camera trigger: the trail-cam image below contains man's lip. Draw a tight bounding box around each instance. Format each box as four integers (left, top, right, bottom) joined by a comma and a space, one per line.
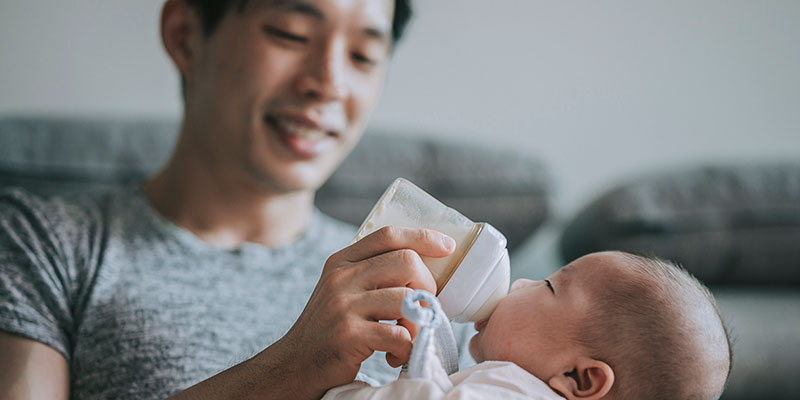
264, 114, 339, 159
474, 319, 489, 332
266, 113, 342, 138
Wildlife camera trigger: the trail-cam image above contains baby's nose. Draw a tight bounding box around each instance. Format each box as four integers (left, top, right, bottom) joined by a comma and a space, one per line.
511, 278, 535, 291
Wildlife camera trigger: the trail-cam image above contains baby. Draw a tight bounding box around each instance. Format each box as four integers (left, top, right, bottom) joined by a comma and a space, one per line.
325, 251, 732, 400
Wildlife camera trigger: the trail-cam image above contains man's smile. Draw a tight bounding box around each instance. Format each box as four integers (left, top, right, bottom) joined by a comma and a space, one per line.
265, 113, 342, 158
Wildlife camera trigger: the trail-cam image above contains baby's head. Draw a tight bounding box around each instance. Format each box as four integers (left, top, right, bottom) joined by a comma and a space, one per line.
469, 251, 731, 400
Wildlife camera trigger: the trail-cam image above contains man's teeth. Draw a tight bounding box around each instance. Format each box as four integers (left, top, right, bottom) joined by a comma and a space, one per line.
274, 118, 328, 140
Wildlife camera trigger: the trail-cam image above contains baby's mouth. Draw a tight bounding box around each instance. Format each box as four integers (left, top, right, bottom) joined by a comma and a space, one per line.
474, 319, 489, 332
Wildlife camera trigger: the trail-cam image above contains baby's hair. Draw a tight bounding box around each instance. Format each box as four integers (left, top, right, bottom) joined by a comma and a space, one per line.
574, 252, 732, 400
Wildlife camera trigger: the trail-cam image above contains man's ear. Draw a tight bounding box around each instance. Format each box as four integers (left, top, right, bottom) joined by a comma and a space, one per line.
161, 0, 202, 84
548, 357, 614, 400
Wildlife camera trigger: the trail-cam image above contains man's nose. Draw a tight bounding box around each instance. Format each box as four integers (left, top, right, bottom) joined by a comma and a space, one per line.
510, 279, 535, 292
296, 39, 348, 102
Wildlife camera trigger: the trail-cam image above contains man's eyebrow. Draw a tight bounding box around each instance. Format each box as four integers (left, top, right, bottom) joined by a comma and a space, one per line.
363, 26, 390, 44
270, 0, 325, 20
269, 1, 390, 43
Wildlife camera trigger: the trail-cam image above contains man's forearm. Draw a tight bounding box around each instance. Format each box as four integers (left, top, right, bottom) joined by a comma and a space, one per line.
166, 338, 320, 400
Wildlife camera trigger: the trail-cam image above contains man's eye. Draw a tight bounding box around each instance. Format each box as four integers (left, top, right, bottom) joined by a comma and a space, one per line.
352, 52, 377, 66
263, 26, 308, 44
545, 279, 555, 294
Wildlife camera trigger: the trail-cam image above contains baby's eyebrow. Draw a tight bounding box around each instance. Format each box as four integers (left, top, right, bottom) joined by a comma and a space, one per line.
554, 265, 575, 291
549, 269, 573, 295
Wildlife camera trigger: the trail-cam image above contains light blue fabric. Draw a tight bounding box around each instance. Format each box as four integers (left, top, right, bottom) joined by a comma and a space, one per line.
401, 290, 459, 378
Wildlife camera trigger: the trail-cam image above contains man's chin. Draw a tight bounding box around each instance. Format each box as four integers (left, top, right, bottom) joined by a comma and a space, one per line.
259, 175, 324, 194
246, 160, 333, 194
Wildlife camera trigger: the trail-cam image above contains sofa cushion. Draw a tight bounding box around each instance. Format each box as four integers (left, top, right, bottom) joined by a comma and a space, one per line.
559, 165, 800, 285
0, 117, 550, 252
0, 117, 178, 196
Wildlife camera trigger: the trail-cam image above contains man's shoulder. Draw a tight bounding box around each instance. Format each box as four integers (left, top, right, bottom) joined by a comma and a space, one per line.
0, 187, 109, 228
0, 185, 141, 247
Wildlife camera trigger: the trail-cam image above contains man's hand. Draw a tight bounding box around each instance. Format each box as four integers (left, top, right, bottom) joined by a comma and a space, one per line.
272, 226, 455, 398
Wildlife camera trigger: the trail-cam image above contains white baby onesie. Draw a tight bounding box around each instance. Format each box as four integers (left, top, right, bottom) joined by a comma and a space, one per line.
322, 290, 565, 400
324, 360, 566, 399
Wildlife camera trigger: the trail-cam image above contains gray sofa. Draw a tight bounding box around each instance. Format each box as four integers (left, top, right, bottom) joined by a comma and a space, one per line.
1, 116, 797, 399
559, 165, 800, 400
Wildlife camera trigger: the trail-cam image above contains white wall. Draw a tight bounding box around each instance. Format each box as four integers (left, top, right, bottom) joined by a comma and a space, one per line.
2, 0, 799, 218
0, 0, 174, 117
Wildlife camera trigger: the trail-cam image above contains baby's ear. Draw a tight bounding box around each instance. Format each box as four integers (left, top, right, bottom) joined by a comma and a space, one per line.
548, 357, 614, 400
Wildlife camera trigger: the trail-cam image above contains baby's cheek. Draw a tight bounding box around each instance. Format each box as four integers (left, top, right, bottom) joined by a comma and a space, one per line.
478, 331, 508, 362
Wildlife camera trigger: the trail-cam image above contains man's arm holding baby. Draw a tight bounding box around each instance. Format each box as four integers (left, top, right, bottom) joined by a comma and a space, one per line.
0, 227, 450, 400
166, 227, 453, 400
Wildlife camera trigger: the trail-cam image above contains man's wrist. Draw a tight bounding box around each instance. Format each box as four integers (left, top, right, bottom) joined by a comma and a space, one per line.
165, 337, 321, 400
251, 337, 324, 400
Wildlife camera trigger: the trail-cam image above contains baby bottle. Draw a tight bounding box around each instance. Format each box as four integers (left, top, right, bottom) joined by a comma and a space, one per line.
354, 178, 510, 323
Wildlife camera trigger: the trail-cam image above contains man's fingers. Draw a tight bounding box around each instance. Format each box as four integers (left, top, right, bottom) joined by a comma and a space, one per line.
351, 288, 426, 366
385, 351, 406, 368
396, 317, 419, 341
352, 287, 433, 331
359, 250, 437, 294
352, 287, 413, 321
369, 322, 413, 367
338, 226, 456, 263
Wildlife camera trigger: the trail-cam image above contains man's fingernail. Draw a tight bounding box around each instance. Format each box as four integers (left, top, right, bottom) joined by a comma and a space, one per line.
442, 235, 456, 251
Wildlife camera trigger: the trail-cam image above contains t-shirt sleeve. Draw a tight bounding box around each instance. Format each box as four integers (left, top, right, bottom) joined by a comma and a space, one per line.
0, 189, 82, 360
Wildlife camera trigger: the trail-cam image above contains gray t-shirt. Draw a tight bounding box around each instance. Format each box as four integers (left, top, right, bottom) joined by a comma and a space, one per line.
0, 185, 475, 399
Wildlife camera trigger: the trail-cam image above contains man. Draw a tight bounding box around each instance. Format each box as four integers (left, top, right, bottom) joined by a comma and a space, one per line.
0, 0, 471, 399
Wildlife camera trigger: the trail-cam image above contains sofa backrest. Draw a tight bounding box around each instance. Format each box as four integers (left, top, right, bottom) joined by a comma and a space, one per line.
0, 116, 550, 252
560, 164, 800, 286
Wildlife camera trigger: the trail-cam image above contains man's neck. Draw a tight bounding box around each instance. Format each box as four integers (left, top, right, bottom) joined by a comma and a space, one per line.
143, 135, 315, 250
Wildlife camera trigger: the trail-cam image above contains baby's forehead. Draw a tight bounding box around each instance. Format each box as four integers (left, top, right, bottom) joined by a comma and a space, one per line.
559, 252, 630, 277
554, 252, 636, 291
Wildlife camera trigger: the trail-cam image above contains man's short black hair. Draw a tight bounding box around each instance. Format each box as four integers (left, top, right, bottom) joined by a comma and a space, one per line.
185, 0, 413, 44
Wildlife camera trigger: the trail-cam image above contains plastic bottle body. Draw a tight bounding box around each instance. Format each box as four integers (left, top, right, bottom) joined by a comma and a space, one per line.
354, 178, 510, 322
